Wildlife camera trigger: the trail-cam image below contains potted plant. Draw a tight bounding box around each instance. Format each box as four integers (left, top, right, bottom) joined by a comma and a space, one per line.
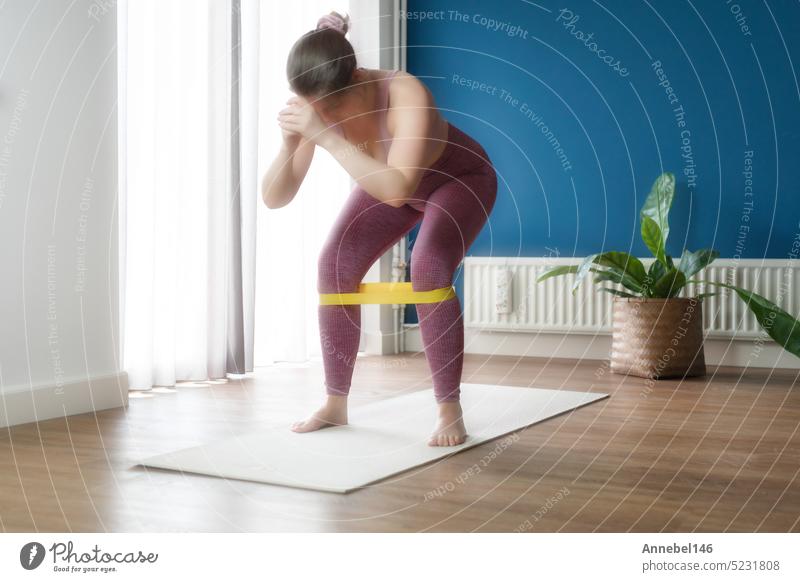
537, 172, 800, 379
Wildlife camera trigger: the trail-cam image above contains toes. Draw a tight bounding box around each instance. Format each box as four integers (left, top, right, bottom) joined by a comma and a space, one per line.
428, 430, 471, 446
291, 420, 313, 433
428, 432, 470, 447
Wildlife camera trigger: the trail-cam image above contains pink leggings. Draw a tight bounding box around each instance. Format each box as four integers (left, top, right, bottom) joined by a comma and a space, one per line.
317, 124, 497, 402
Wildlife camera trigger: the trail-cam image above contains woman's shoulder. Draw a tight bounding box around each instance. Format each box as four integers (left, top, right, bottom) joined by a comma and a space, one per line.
384, 68, 417, 83
384, 69, 433, 103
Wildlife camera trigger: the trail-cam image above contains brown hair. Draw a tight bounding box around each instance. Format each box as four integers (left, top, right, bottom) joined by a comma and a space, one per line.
286, 12, 356, 97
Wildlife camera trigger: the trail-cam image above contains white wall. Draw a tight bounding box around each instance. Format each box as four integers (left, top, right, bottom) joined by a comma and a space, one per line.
0, 0, 127, 427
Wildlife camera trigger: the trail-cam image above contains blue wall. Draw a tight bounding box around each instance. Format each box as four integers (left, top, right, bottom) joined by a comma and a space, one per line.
405, 0, 800, 265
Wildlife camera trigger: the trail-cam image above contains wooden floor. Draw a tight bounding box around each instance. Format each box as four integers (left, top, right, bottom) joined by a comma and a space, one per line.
1, 353, 798, 532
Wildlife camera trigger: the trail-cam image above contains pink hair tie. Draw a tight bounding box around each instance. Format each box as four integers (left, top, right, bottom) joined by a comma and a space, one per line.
316, 13, 348, 35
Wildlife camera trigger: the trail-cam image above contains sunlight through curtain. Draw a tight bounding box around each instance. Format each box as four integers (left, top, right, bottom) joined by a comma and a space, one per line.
253, 0, 351, 367
119, 0, 259, 388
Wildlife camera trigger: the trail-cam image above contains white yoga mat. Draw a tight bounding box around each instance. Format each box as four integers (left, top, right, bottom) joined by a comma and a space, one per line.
135, 383, 608, 493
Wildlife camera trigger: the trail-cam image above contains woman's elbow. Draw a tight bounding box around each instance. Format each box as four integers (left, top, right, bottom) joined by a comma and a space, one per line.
385, 180, 417, 208
261, 180, 291, 209
262, 190, 284, 210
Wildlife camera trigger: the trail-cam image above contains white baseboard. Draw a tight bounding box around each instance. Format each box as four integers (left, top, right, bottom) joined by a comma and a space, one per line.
0, 371, 129, 429
361, 328, 400, 356
403, 326, 800, 370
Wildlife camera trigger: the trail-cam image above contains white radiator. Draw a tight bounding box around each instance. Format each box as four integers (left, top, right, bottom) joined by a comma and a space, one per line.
463, 257, 799, 340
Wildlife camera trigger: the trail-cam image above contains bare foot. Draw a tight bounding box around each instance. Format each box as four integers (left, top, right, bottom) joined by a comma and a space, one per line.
429, 400, 468, 446
290, 395, 348, 433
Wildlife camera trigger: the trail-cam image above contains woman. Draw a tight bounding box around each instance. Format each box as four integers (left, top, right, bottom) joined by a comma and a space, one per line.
262, 12, 497, 446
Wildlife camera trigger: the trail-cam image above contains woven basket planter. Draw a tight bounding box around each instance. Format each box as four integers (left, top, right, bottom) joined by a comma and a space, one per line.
610, 297, 706, 379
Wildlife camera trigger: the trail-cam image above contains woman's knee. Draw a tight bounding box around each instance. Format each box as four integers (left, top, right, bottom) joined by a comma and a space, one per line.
317, 242, 360, 293
410, 250, 455, 291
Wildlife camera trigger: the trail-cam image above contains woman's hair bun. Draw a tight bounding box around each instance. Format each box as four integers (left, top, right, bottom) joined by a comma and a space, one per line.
287, 10, 355, 95
316, 11, 349, 35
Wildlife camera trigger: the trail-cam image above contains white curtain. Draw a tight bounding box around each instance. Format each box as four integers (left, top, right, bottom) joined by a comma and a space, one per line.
119, 0, 259, 389
253, 0, 351, 367
119, 0, 363, 388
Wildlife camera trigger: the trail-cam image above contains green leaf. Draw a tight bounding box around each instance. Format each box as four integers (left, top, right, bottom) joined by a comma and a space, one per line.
536, 253, 646, 296
592, 270, 645, 294
641, 260, 665, 297
640, 172, 676, 246
696, 281, 800, 359
594, 252, 647, 284
641, 215, 667, 266
696, 292, 720, 300
652, 268, 687, 298
679, 249, 720, 279
731, 288, 800, 358
573, 252, 645, 294
571, 253, 600, 294
648, 259, 667, 282
537, 264, 578, 283
537, 258, 644, 296
598, 287, 637, 298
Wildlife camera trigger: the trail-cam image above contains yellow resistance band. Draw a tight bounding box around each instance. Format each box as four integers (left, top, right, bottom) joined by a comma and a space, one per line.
319, 282, 456, 306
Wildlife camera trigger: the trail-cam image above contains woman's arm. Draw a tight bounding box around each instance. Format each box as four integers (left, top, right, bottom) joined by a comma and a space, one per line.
261, 129, 315, 209
280, 75, 437, 209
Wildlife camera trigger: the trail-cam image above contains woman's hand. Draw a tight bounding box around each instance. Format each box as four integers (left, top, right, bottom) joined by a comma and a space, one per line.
280, 126, 302, 150
278, 96, 329, 145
